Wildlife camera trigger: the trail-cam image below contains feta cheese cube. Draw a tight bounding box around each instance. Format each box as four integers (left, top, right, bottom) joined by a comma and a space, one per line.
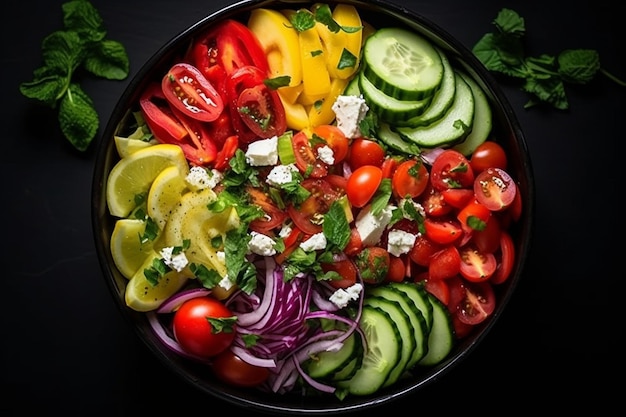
185, 166, 222, 190
245, 136, 278, 166
218, 275, 234, 291
355, 204, 395, 246
331, 95, 369, 139
299, 232, 327, 251
317, 145, 335, 165
329, 283, 363, 308
387, 229, 417, 256
159, 246, 189, 272
266, 163, 298, 186
247, 231, 277, 256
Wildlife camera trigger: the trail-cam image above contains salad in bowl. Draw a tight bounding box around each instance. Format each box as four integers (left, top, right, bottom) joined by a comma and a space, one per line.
92, 0, 532, 413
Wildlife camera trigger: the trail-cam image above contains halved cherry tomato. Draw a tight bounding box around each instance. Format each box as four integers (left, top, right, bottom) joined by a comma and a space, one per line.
459, 245, 497, 282
423, 279, 450, 306
423, 218, 463, 245
211, 349, 270, 387
247, 187, 287, 233
457, 199, 492, 235
322, 258, 358, 289
472, 215, 502, 254
348, 138, 386, 170
409, 235, 443, 267
430, 149, 475, 191
344, 228, 363, 256
428, 245, 461, 280
470, 141, 508, 173
441, 188, 474, 209
386, 256, 406, 283
454, 280, 496, 325
392, 159, 429, 199
162, 63, 224, 122
172, 296, 236, 359
189, 19, 269, 78
287, 178, 340, 235
452, 314, 474, 339
291, 131, 328, 178
347, 165, 382, 208
381, 156, 399, 179
491, 230, 515, 284
420, 184, 452, 217
139, 83, 189, 144
170, 107, 217, 166
354, 246, 391, 284
474, 167, 517, 211
312, 125, 349, 163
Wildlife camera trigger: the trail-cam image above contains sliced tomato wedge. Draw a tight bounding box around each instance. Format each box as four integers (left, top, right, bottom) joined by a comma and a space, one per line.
454, 280, 496, 325
312, 125, 349, 163
287, 178, 340, 234
430, 149, 475, 191
474, 167, 517, 211
322, 258, 358, 289
491, 230, 515, 284
409, 234, 443, 267
139, 83, 189, 144
291, 131, 328, 178
459, 244, 497, 282
457, 199, 492, 235
162, 63, 224, 122
423, 218, 463, 245
247, 187, 287, 233
428, 245, 461, 280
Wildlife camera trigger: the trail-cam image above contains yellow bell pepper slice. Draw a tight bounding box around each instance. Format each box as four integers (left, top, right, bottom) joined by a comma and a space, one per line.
248, 8, 302, 86
315, 4, 363, 79
297, 25, 332, 100
279, 90, 311, 131
307, 77, 348, 127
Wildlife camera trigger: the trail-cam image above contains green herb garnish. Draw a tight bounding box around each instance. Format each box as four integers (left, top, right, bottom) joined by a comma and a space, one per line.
19, 0, 130, 150
472, 8, 625, 110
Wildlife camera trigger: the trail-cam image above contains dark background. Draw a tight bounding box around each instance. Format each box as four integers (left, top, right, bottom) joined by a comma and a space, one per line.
2, 0, 623, 415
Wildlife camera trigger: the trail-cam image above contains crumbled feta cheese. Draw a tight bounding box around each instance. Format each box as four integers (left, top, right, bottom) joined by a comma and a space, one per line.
299, 232, 327, 251
185, 166, 222, 190
317, 145, 335, 165
387, 229, 417, 256
159, 247, 189, 272
216, 251, 226, 265
329, 283, 363, 308
331, 95, 369, 139
355, 204, 395, 246
245, 136, 278, 166
247, 231, 277, 256
218, 275, 234, 291
399, 198, 426, 219
279, 223, 293, 239
266, 163, 298, 186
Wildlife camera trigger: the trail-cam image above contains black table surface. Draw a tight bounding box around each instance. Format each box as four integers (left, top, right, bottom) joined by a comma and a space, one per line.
2, 0, 623, 415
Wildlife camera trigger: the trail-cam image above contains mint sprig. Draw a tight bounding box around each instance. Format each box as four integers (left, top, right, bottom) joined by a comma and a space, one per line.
19, 0, 130, 151
472, 8, 625, 110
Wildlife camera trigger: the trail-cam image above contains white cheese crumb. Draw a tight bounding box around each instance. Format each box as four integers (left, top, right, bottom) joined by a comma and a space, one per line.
159, 246, 189, 272
266, 163, 298, 186
355, 204, 396, 246
299, 232, 327, 251
331, 95, 369, 139
387, 229, 417, 256
218, 275, 234, 291
317, 145, 335, 165
247, 231, 277, 256
329, 283, 363, 308
185, 166, 222, 190
279, 223, 293, 239
245, 136, 278, 166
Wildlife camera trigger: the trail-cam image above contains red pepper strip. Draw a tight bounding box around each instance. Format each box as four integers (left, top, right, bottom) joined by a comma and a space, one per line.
171, 107, 217, 166
139, 83, 189, 144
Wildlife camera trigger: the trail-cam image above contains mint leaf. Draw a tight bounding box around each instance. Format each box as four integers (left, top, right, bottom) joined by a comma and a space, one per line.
62, 0, 106, 43
19, 68, 68, 107
493, 8, 525, 37
558, 49, 600, 84
84, 39, 130, 80
58, 83, 99, 151
41, 31, 85, 75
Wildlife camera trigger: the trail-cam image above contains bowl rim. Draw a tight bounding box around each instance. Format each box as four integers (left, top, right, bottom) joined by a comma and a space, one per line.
91, 0, 535, 414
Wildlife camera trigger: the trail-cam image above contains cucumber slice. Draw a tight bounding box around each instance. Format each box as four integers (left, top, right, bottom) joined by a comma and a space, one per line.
344, 75, 361, 96
359, 71, 432, 123
376, 122, 420, 155
388, 281, 434, 331
418, 293, 455, 366
395, 72, 474, 148
305, 332, 361, 379
397, 47, 457, 128
368, 285, 429, 369
453, 72, 493, 156
337, 305, 401, 395
362, 27, 444, 101
364, 296, 415, 387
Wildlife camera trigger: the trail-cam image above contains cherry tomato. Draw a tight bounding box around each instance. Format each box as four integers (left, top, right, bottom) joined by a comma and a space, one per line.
312, 125, 349, 163
291, 131, 328, 178
474, 167, 517, 211
430, 149, 474, 191
247, 187, 288, 233
287, 178, 341, 235
344, 228, 363, 256
423, 279, 450, 306
454, 280, 496, 325
173, 296, 236, 359
162, 63, 224, 122
348, 138, 386, 170
472, 215, 502, 254
456, 199, 492, 235
470, 141, 508, 173
347, 165, 382, 208
452, 314, 474, 339
139, 83, 189, 144
409, 235, 443, 267
428, 245, 461, 280
381, 156, 399, 179
354, 246, 390, 284
459, 245, 497, 282
423, 218, 463, 245
211, 349, 270, 387
322, 259, 358, 289
419, 185, 452, 217
386, 256, 406, 283
491, 231, 515, 284
441, 188, 474, 209
392, 159, 429, 199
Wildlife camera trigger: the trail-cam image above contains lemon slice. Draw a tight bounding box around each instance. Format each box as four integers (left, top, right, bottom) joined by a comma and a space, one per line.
114, 135, 157, 158
125, 250, 193, 312
106, 144, 189, 218
110, 218, 156, 279
147, 165, 188, 230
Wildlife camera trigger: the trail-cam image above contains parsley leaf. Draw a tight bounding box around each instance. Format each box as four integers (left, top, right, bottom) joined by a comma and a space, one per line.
19, 0, 129, 150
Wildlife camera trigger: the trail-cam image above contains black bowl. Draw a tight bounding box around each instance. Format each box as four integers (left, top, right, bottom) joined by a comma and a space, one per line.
92, 0, 534, 414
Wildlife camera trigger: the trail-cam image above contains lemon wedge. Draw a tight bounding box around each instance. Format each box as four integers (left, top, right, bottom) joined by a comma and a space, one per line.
124, 250, 193, 312
106, 144, 189, 218
110, 218, 156, 279
114, 135, 157, 158
147, 165, 188, 230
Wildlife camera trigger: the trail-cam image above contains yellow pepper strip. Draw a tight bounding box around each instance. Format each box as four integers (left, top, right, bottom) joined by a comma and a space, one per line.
278, 90, 310, 131
248, 8, 302, 86
297, 25, 332, 100
315, 4, 363, 80
307, 77, 348, 127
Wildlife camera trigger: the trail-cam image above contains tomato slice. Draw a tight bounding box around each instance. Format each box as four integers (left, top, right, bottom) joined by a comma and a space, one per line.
322, 258, 358, 289
162, 63, 224, 122
287, 178, 340, 234
312, 125, 349, 163
457, 199, 492, 235
454, 280, 496, 325
472, 215, 502, 254
170, 107, 218, 166
139, 83, 189, 144
347, 165, 382, 208
441, 188, 474, 209
428, 245, 461, 280
430, 149, 475, 191
409, 234, 443, 267
392, 159, 429, 199
247, 187, 287, 233
211, 349, 270, 387
423, 279, 450, 306
348, 137, 386, 170
474, 167, 517, 211
491, 230, 515, 284
386, 256, 406, 283
423, 218, 463, 245
459, 244, 497, 282
420, 185, 452, 217
291, 131, 328, 178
